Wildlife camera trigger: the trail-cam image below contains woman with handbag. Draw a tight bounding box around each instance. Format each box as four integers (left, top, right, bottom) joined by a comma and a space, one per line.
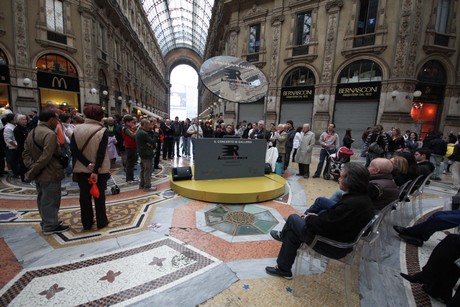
364, 125, 388, 167
70, 105, 110, 230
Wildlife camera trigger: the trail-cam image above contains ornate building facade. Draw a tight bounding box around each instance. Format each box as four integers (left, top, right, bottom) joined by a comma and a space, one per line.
202, 0, 460, 142
0, 0, 168, 118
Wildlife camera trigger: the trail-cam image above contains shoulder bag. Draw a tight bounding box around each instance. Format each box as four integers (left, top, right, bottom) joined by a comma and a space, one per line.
72, 126, 104, 182
32, 129, 69, 168
368, 135, 384, 155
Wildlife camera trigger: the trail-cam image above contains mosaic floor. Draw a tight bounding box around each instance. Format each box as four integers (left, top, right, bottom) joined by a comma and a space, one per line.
0, 148, 458, 306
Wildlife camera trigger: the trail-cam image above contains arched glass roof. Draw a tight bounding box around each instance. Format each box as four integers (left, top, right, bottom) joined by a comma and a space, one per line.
141, 0, 215, 57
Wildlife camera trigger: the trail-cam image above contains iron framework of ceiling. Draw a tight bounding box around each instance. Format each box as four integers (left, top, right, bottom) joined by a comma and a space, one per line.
141, 0, 215, 57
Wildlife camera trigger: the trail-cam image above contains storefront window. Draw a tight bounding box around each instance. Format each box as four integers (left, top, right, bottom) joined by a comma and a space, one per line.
411, 61, 446, 138
0, 49, 10, 111
36, 54, 79, 111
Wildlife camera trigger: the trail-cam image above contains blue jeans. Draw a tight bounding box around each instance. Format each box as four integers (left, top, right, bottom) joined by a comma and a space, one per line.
430, 154, 443, 178
314, 148, 335, 177
305, 197, 337, 215
36, 180, 62, 231
405, 210, 460, 241
174, 136, 182, 156
276, 214, 308, 272
183, 137, 191, 156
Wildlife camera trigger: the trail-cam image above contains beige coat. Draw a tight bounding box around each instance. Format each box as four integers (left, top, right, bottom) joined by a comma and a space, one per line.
274, 131, 288, 154
72, 119, 110, 174
295, 130, 316, 164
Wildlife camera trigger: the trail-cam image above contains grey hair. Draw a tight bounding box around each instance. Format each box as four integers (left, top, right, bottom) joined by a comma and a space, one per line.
342, 162, 370, 194
140, 118, 150, 127
15, 114, 26, 121
303, 123, 310, 129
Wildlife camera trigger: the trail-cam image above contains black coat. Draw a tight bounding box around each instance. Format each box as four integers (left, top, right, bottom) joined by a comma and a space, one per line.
305, 193, 374, 259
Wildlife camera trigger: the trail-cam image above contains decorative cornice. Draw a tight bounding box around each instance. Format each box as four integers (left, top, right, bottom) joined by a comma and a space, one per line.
229, 26, 240, 33
271, 15, 285, 25
284, 54, 318, 64
243, 4, 268, 22
325, 0, 344, 12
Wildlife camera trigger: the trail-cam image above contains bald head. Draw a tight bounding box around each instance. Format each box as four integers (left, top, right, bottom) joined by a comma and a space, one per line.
369, 158, 393, 174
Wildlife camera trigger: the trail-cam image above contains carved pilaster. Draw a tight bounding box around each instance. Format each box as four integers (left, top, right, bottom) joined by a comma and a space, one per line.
269, 19, 282, 87
393, 0, 422, 78
0, 11, 5, 36
450, 0, 458, 33
228, 27, 240, 57
81, 14, 95, 79
13, 0, 29, 67
321, 2, 342, 82
266, 18, 283, 114
406, 0, 422, 77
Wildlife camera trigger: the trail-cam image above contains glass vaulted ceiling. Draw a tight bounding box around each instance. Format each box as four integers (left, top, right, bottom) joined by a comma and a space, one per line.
141, 0, 215, 58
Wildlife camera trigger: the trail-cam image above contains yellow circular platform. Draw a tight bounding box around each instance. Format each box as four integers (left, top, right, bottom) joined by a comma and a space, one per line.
170, 174, 286, 204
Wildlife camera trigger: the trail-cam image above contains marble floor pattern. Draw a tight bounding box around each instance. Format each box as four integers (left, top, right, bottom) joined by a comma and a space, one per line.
0, 147, 458, 306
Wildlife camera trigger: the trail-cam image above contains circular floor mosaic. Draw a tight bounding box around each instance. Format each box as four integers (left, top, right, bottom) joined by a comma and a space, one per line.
204, 204, 279, 236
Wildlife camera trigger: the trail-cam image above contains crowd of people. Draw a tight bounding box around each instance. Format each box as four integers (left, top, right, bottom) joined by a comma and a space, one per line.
2, 109, 460, 303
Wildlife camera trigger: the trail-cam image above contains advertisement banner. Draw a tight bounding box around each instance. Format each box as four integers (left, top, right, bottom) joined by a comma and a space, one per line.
194, 138, 267, 180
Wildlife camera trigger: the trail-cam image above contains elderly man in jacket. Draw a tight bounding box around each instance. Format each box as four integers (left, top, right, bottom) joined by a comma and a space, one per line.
22, 111, 69, 235
266, 163, 374, 279
305, 158, 399, 214
313, 123, 340, 179
136, 119, 158, 192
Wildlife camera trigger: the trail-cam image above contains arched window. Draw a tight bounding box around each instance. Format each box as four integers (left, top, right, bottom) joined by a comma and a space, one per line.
338, 60, 382, 83
98, 70, 107, 86
0, 49, 7, 66
36, 54, 77, 77
283, 67, 315, 87
417, 60, 447, 84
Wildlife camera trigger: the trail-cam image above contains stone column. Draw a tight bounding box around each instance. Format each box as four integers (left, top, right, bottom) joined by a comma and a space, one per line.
12, 0, 36, 112
381, 0, 423, 127
80, 8, 98, 105
313, 1, 343, 134
266, 15, 284, 124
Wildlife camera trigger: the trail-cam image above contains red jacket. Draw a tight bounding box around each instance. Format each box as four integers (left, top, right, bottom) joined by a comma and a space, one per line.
122, 126, 137, 149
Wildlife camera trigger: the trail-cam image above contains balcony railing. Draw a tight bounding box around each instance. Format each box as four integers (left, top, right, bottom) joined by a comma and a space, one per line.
434, 33, 449, 47
353, 34, 375, 48
47, 31, 67, 44
292, 45, 309, 56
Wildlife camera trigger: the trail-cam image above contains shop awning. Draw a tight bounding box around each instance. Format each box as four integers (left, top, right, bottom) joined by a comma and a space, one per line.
133, 105, 162, 119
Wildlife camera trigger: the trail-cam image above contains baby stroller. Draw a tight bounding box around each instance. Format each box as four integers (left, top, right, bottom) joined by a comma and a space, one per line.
326, 146, 354, 180
107, 171, 120, 195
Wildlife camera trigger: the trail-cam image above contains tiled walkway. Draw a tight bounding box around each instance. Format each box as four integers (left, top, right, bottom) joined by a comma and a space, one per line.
0, 147, 457, 306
